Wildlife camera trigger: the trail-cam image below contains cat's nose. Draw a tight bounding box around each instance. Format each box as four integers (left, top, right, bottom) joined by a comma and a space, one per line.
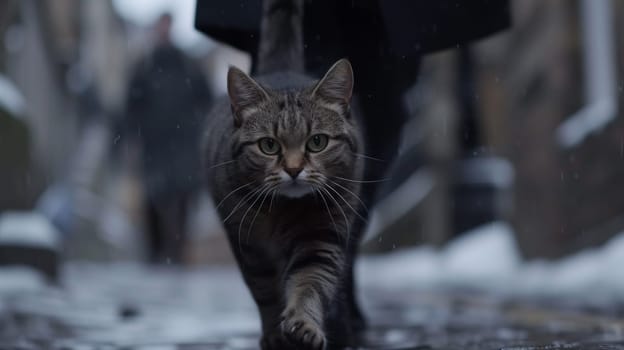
284, 167, 303, 179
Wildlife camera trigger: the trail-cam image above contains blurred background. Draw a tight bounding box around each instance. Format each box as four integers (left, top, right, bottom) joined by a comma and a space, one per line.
2, 0, 623, 267
2, 0, 624, 348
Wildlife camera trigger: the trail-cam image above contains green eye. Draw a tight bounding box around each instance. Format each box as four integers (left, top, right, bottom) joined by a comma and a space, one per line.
306, 134, 329, 153
258, 137, 281, 155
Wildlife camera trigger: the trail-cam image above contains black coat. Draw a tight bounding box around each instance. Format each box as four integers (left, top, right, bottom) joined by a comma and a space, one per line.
195, 0, 510, 79
125, 44, 212, 198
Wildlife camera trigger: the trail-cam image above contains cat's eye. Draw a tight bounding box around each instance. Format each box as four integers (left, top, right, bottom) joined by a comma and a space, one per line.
258, 137, 281, 155
306, 134, 329, 153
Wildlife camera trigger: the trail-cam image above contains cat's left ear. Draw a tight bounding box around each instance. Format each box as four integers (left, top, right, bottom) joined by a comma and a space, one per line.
227, 66, 269, 127
311, 58, 354, 114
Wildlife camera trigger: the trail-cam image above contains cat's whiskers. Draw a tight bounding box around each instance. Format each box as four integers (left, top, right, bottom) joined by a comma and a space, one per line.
209, 159, 237, 169
216, 181, 255, 209
312, 185, 339, 238
324, 183, 367, 223
223, 183, 269, 223
264, 175, 281, 183
245, 183, 278, 244
238, 184, 275, 250
308, 176, 358, 244
350, 152, 386, 162
268, 188, 278, 213
319, 186, 350, 244
325, 177, 368, 212
331, 175, 389, 184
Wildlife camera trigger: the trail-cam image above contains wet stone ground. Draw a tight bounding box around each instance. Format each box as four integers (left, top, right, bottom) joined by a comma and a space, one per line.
1, 263, 624, 350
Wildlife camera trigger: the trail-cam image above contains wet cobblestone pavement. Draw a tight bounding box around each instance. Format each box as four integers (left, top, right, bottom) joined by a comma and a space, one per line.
1, 263, 624, 350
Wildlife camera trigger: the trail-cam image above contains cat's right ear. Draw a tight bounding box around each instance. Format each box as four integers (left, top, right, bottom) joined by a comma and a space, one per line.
311, 59, 354, 117
227, 66, 269, 127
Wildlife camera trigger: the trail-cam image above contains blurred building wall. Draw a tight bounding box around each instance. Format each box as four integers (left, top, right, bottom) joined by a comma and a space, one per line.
80, 1, 129, 114
490, 0, 580, 259
401, 0, 624, 259
0, 1, 35, 209
469, 0, 623, 258
556, 0, 624, 256
6, 0, 77, 181
2, 0, 130, 198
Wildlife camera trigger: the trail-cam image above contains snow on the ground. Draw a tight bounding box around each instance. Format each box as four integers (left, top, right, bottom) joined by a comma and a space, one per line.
0, 267, 46, 294
0, 263, 259, 346
0, 211, 61, 249
0, 75, 25, 116
57, 263, 259, 344
2, 219, 623, 346
358, 221, 624, 302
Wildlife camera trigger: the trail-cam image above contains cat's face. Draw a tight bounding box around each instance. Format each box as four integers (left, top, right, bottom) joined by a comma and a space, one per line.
227, 59, 360, 198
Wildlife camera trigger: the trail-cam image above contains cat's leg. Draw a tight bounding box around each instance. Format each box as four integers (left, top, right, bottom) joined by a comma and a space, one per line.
281, 236, 345, 350
229, 242, 287, 350
344, 237, 366, 331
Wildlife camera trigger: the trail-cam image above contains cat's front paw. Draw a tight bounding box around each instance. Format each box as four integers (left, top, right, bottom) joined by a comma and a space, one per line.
281, 308, 326, 350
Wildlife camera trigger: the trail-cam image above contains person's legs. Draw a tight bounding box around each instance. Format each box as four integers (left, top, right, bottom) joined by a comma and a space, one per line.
345, 54, 421, 329
340, 2, 422, 326
159, 191, 190, 264
146, 196, 164, 263
146, 191, 188, 264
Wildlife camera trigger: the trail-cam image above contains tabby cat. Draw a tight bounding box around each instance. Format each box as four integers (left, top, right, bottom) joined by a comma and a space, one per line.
203, 0, 365, 348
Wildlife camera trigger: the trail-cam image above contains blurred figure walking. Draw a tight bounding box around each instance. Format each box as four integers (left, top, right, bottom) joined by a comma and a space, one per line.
123, 13, 212, 263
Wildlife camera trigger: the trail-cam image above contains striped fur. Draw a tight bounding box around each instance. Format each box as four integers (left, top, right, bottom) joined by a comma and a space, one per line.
203, 59, 364, 350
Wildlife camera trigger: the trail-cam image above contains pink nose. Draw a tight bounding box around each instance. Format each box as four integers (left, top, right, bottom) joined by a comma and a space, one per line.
285, 167, 303, 179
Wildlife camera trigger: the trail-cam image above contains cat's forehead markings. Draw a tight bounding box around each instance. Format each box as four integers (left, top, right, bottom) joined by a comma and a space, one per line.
276, 93, 287, 110
276, 100, 307, 146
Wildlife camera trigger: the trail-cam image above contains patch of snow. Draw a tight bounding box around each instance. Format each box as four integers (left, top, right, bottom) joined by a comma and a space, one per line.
55, 263, 259, 345
0, 75, 25, 116
0, 212, 60, 249
358, 246, 440, 290
358, 221, 624, 302
0, 267, 46, 294
442, 221, 520, 285
518, 232, 624, 299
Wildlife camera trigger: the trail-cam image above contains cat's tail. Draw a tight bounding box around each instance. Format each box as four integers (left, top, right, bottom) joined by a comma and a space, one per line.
256, 0, 304, 75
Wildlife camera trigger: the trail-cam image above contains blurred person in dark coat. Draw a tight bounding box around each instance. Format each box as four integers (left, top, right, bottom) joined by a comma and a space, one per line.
124, 13, 212, 263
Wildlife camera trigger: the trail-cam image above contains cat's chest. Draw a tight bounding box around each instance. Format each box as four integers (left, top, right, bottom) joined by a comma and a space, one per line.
256, 203, 326, 238
222, 196, 325, 238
